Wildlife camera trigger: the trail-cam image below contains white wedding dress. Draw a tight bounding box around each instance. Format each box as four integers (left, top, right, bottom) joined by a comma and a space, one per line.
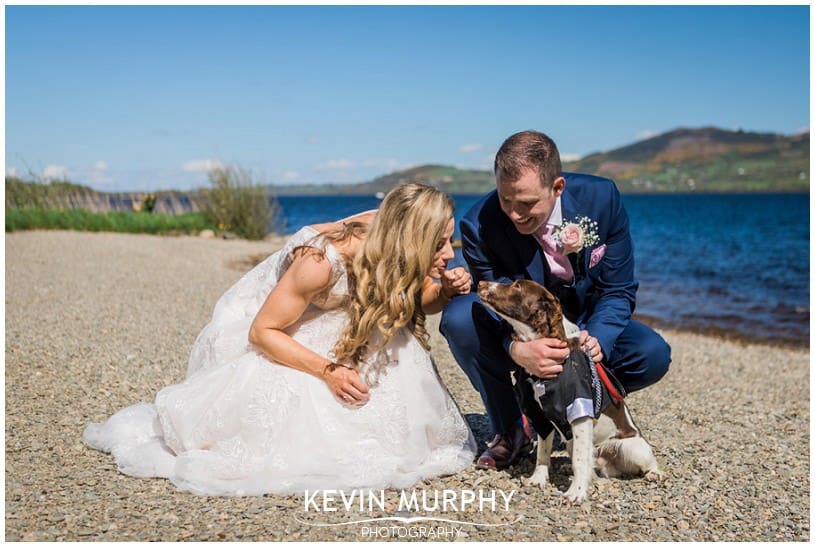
84, 226, 476, 496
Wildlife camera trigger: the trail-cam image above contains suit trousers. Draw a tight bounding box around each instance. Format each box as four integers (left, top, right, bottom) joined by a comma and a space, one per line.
440, 292, 671, 435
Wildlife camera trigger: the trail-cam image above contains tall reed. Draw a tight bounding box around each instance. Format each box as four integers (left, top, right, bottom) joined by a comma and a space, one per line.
203, 165, 279, 240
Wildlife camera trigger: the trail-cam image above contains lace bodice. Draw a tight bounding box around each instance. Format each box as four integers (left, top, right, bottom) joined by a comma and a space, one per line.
273, 226, 349, 310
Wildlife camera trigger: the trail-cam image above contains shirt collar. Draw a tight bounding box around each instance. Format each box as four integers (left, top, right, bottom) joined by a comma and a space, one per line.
547, 196, 563, 227
534, 196, 563, 238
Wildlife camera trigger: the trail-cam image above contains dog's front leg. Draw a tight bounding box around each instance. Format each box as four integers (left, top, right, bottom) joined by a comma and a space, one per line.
563, 417, 593, 504
525, 430, 553, 489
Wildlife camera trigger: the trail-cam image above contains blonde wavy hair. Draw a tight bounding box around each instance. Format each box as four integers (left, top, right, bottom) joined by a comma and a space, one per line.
332, 183, 455, 368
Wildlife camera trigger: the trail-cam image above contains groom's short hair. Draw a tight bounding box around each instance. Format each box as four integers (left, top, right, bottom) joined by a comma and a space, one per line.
494, 130, 562, 189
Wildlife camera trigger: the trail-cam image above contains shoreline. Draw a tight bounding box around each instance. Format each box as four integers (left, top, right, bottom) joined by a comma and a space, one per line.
233, 231, 809, 350
8, 226, 806, 350
633, 313, 809, 350
5, 230, 809, 542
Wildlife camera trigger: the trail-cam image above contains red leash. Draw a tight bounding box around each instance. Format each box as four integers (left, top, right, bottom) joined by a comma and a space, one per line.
595, 361, 625, 403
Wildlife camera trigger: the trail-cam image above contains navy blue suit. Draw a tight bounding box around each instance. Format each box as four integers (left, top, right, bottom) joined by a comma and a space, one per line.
441, 173, 671, 434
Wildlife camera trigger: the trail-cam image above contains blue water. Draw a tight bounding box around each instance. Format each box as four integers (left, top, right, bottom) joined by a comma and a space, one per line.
276, 193, 810, 346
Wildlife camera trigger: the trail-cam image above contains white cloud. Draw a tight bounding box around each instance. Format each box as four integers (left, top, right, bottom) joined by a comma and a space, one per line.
560, 153, 582, 162
636, 129, 658, 140
361, 159, 402, 170
459, 144, 483, 153
123, 167, 209, 192
43, 165, 68, 179
182, 159, 223, 172
305, 136, 319, 144
796, 125, 809, 134
84, 169, 114, 187
315, 159, 356, 170
454, 153, 494, 172
93, 160, 108, 171
282, 170, 301, 181
6, 167, 18, 177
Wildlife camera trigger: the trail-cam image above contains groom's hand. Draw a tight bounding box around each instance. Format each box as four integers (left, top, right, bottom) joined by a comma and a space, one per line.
323, 363, 370, 406
509, 338, 569, 379
578, 330, 604, 363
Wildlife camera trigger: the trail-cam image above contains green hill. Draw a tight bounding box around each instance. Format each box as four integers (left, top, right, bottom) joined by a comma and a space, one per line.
8, 127, 809, 205
270, 165, 495, 196
271, 127, 809, 195
564, 126, 809, 193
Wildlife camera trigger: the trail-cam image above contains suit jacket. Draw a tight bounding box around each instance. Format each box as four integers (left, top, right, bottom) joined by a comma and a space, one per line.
460, 172, 638, 360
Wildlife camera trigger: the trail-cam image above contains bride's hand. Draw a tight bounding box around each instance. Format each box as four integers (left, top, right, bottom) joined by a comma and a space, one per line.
323, 363, 370, 407
441, 267, 472, 298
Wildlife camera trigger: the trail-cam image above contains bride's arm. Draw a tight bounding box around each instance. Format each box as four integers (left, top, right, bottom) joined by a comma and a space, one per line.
420, 277, 451, 315
248, 250, 370, 404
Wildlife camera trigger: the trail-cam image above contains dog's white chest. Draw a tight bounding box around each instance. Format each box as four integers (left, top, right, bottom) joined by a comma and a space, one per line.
562, 316, 581, 341
497, 314, 539, 342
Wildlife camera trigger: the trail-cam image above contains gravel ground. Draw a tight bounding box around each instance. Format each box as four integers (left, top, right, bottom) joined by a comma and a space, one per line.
5, 230, 810, 542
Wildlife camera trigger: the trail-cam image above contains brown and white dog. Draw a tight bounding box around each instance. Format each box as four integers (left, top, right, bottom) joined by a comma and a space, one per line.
478, 279, 665, 504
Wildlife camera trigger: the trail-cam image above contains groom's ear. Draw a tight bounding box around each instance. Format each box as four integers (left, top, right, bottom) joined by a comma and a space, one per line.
552, 176, 565, 197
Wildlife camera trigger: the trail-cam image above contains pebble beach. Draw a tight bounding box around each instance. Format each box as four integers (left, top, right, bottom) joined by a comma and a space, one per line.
5, 230, 810, 542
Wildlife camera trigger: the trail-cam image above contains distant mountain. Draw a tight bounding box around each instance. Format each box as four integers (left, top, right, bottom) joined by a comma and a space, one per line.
270, 165, 494, 196
271, 126, 809, 195
563, 126, 809, 193
8, 128, 808, 214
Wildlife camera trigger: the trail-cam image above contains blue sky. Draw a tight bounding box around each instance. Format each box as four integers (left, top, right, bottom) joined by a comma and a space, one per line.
5, 5, 810, 192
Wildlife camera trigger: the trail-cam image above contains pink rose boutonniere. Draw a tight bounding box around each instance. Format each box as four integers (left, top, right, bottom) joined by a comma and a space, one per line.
553, 216, 599, 255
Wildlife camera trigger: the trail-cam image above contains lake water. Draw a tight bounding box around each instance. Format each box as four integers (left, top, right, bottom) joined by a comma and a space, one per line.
275, 193, 810, 346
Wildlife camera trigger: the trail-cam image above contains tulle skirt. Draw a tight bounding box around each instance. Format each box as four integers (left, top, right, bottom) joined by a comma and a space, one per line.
84, 242, 475, 496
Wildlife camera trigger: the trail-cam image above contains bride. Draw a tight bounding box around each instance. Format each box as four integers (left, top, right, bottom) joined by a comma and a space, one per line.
84, 183, 477, 496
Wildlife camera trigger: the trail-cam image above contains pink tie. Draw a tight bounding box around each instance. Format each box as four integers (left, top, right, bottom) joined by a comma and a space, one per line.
535, 225, 574, 282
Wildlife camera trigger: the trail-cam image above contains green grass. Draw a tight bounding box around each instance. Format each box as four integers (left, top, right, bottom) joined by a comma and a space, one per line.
6, 171, 279, 239
6, 208, 215, 235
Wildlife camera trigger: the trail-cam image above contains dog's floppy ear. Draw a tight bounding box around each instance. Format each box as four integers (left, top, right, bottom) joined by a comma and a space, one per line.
531, 306, 551, 333
537, 295, 566, 340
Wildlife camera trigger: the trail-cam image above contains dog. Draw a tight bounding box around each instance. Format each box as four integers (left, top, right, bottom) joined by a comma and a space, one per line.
477, 279, 665, 504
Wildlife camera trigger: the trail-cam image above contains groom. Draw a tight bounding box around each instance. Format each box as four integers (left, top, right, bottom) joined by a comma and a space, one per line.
441, 130, 671, 470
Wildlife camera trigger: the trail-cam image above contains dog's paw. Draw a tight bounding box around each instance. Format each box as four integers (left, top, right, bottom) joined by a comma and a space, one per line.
645, 468, 667, 482
561, 482, 590, 505
525, 466, 550, 489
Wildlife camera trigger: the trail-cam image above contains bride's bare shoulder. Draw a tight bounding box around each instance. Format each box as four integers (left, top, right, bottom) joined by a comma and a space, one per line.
348, 210, 377, 225
308, 209, 377, 235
